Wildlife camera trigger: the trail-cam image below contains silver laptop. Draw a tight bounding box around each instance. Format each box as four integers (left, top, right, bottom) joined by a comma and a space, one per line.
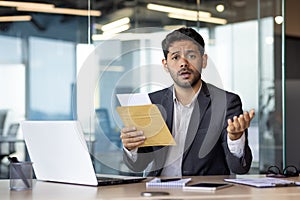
21, 120, 145, 186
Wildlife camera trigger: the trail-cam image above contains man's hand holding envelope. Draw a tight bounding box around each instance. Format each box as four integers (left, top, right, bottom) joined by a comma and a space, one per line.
117, 104, 176, 150
116, 94, 176, 150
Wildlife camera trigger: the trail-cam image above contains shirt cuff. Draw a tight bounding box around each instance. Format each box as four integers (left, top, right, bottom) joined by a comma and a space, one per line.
227, 133, 245, 158
123, 147, 138, 162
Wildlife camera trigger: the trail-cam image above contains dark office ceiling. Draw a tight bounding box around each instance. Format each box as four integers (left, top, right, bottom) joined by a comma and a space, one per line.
0, 0, 278, 28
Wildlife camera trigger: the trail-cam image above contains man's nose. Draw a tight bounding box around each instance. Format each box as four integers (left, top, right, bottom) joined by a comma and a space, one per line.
180, 56, 189, 68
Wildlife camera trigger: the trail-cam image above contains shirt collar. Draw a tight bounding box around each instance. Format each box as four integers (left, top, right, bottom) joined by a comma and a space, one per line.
172, 83, 202, 107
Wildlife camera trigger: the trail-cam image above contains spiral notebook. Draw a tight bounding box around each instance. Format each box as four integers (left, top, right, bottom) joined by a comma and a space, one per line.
146, 178, 191, 188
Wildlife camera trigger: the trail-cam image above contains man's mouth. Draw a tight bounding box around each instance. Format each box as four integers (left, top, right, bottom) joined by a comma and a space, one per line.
179, 70, 192, 79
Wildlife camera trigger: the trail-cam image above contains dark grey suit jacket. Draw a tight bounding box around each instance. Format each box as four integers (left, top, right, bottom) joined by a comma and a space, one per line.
123, 81, 252, 176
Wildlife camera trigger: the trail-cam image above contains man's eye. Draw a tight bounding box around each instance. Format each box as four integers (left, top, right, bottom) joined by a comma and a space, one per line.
188, 54, 196, 59
172, 55, 179, 60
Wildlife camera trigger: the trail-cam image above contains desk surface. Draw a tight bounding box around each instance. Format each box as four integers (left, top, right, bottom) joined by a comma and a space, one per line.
1, 175, 300, 200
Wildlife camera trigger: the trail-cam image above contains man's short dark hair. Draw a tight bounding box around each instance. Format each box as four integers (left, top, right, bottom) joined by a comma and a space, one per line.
162, 27, 205, 59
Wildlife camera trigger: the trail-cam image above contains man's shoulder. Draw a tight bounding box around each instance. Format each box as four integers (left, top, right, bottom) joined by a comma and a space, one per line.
149, 87, 172, 103
206, 82, 239, 98
149, 87, 170, 95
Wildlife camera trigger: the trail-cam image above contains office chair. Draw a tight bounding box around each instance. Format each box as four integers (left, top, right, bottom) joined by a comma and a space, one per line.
0, 123, 19, 177
93, 108, 123, 175
0, 110, 8, 136
95, 108, 121, 148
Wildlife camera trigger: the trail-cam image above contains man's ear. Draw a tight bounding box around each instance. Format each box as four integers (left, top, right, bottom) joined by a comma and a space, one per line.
162, 59, 169, 72
202, 54, 208, 69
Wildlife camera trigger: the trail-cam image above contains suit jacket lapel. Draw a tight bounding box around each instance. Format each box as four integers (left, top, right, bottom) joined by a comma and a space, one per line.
160, 86, 174, 133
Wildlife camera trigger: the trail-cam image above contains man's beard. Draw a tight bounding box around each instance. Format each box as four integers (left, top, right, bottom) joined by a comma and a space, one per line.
170, 67, 201, 88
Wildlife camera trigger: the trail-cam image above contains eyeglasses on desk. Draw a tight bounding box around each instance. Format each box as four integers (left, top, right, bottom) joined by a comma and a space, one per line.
266, 165, 299, 178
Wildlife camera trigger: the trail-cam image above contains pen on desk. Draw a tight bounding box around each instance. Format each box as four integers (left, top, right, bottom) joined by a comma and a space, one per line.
8, 157, 30, 188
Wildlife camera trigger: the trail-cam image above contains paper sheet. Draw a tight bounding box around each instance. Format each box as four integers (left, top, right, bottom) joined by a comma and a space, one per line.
224, 177, 300, 188
116, 93, 151, 106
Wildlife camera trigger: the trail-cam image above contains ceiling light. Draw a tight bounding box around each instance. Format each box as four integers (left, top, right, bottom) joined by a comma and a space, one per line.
101, 17, 130, 32
0, 0, 100, 17
265, 36, 274, 45
232, 0, 247, 7
274, 16, 283, 24
147, 3, 211, 18
216, 4, 225, 13
17, 7, 101, 17
102, 24, 130, 35
163, 25, 186, 31
168, 13, 227, 25
0, 1, 54, 9
0, 15, 32, 22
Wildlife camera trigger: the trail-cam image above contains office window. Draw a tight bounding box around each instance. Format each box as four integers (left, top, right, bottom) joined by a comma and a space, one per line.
28, 37, 76, 120
0, 35, 25, 129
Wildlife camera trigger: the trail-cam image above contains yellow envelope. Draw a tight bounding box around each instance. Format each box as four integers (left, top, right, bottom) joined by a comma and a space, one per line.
116, 104, 176, 147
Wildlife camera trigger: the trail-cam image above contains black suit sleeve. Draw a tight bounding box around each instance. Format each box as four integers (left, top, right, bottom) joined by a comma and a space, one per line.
221, 93, 253, 174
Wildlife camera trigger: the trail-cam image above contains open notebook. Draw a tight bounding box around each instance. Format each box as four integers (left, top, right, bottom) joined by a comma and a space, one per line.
224, 177, 300, 188
21, 120, 145, 186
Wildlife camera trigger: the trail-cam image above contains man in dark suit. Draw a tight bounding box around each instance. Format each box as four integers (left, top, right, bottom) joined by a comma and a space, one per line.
120, 27, 255, 176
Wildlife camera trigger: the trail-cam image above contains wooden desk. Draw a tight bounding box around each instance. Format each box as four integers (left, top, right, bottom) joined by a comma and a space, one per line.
1, 175, 300, 200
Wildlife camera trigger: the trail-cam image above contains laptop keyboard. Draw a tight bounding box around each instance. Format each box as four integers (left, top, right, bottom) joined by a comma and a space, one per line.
97, 177, 122, 182
96, 176, 127, 186
96, 175, 145, 186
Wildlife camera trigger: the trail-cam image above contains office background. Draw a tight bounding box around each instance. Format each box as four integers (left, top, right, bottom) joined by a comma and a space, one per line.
0, 0, 299, 178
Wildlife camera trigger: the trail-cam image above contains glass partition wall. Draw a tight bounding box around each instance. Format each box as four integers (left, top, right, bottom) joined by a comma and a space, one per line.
0, 0, 285, 178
